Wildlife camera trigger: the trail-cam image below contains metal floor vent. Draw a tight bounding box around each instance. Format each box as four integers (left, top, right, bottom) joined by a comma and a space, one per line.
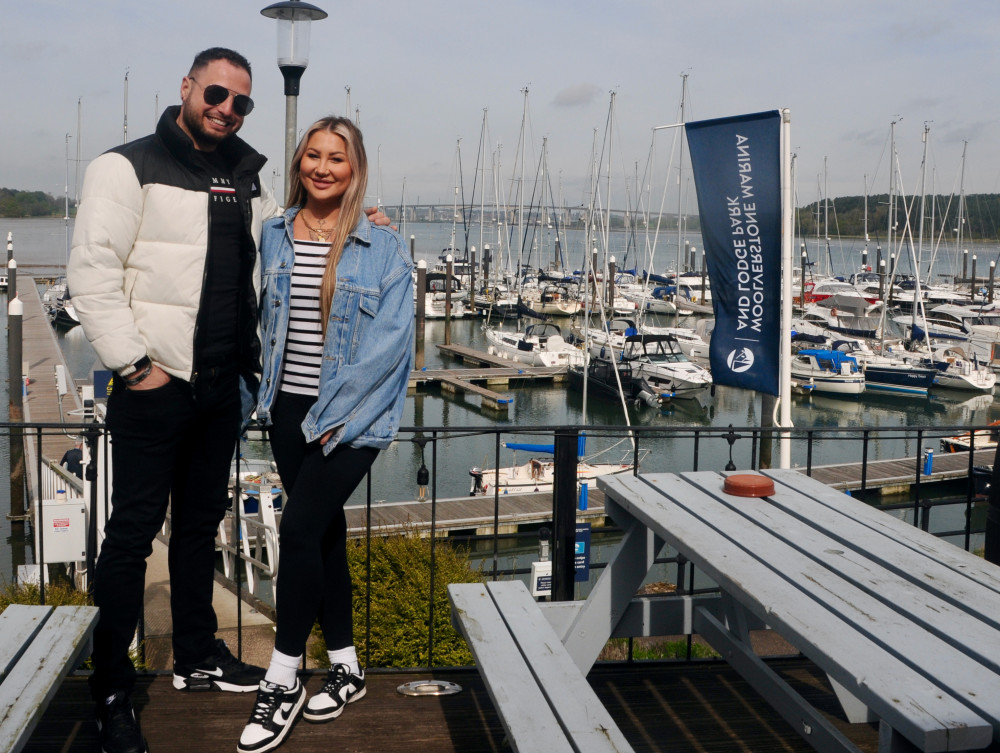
396, 679, 462, 696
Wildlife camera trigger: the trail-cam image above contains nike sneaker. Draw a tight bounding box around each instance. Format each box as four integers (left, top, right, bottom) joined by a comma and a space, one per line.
238, 680, 305, 753
303, 663, 366, 722
172, 638, 265, 692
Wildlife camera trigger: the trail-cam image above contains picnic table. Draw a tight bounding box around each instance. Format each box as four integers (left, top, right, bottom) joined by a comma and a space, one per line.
450, 469, 1000, 753
0, 603, 99, 753
583, 469, 1000, 753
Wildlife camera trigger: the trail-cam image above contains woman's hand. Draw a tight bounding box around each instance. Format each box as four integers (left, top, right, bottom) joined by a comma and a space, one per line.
320, 430, 333, 445
364, 206, 395, 230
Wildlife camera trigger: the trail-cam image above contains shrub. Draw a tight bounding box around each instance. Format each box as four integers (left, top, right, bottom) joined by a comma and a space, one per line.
0, 578, 93, 612
309, 530, 484, 669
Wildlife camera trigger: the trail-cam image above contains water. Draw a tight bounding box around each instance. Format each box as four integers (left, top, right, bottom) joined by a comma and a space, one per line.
2, 218, 999, 579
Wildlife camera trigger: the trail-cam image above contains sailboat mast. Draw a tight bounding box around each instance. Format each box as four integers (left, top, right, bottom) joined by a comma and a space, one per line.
911, 123, 930, 336
956, 140, 967, 265
674, 73, 688, 326
122, 68, 129, 144
64, 132, 71, 271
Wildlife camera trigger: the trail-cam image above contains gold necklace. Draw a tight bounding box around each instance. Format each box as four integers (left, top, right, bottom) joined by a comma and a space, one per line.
300, 212, 336, 242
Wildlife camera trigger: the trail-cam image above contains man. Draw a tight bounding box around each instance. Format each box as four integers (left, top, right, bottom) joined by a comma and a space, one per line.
69, 48, 389, 753
60, 439, 84, 479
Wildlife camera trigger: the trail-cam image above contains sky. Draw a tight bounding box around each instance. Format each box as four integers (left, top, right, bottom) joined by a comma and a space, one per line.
4, 0, 1000, 216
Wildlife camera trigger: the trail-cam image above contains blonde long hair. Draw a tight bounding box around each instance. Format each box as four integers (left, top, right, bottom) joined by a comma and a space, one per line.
286, 116, 369, 329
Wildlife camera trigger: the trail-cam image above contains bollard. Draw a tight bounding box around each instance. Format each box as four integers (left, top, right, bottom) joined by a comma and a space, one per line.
578, 482, 589, 511
9, 295, 25, 528
923, 448, 934, 476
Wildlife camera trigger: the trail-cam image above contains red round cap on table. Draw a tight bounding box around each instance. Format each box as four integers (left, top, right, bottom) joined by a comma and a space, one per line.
723, 474, 775, 498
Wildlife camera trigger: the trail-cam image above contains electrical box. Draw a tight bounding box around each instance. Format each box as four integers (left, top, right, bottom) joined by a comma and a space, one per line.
35, 499, 87, 564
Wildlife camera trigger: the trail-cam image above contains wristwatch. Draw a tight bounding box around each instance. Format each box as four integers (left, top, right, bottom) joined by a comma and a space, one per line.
118, 356, 151, 380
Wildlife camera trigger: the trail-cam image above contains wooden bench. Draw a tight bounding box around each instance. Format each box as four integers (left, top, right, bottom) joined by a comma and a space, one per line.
448, 580, 634, 753
596, 470, 1000, 753
0, 604, 99, 753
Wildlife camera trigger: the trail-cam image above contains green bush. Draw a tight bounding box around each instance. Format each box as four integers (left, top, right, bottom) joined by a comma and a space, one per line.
309, 530, 484, 669
0, 578, 93, 612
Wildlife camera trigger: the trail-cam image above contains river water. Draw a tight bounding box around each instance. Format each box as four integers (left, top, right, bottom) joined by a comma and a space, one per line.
2, 217, 998, 583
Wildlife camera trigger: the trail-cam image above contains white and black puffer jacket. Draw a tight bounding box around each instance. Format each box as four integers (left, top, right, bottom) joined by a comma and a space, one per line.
69, 105, 279, 381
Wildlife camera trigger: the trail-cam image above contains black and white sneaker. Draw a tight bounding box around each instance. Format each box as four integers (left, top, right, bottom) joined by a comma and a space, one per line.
303, 663, 366, 722
95, 691, 148, 753
238, 680, 305, 753
172, 638, 265, 692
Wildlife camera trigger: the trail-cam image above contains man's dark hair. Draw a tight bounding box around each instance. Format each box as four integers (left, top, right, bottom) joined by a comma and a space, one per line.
189, 47, 252, 79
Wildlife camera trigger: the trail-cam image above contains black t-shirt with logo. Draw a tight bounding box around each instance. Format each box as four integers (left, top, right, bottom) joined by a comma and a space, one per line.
194, 148, 248, 370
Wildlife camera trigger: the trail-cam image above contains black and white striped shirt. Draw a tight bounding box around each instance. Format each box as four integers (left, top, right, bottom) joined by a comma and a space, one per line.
279, 239, 328, 396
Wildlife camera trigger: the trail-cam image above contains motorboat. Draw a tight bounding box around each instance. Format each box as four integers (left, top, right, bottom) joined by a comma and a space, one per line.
484, 321, 584, 368
619, 333, 713, 398
789, 349, 865, 395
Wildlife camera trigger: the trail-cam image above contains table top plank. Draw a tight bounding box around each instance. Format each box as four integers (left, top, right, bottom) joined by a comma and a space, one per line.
675, 472, 1000, 673
766, 469, 1000, 598
448, 583, 575, 753
0, 605, 51, 679
599, 473, 994, 753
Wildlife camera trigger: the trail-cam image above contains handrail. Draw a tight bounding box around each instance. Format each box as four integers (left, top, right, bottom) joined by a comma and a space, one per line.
5, 419, 997, 670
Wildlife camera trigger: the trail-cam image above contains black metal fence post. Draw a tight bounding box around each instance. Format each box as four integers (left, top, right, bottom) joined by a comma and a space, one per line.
552, 429, 579, 601
984, 442, 1000, 565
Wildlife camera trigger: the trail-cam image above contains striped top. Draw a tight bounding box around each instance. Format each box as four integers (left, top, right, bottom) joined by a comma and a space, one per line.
279, 238, 329, 397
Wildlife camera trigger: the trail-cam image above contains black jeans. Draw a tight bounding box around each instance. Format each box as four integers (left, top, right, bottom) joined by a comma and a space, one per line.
269, 392, 378, 657
90, 367, 241, 699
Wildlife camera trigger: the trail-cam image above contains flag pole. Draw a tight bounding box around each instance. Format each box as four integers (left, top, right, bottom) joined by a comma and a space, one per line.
779, 108, 793, 468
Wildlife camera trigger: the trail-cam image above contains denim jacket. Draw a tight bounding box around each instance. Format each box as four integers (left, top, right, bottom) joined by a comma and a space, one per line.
256, 207, 414, 452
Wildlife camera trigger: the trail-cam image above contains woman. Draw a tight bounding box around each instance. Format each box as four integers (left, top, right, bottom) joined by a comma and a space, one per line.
239, 116, 414, 753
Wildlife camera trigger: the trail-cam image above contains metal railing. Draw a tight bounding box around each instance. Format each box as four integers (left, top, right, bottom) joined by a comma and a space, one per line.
4, 419, 998, 669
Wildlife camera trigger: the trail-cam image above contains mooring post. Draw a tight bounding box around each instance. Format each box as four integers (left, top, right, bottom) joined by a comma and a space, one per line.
8, 295, 25, 530
469, 247, 477, 314
552, 429, 579, 601
444, 255, 453, 346
415, 260, 426, 370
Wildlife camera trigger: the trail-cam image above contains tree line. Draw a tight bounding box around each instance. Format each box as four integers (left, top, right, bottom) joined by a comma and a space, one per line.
5, 185, 1000, 241
796, 193, 1000, 242
0, 189, 68, 218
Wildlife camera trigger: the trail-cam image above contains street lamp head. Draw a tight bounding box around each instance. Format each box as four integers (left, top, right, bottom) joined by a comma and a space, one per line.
260, 1, 327, 72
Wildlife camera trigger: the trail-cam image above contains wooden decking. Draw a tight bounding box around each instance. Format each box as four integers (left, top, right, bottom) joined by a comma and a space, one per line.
344, 488, 609, 537
25, 658, 883, 753
805, 447, 994, 493
18, 273, 82, 460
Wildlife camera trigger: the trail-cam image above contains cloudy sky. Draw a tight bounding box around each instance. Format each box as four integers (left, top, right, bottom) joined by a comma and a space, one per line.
5, 0, 1000, 213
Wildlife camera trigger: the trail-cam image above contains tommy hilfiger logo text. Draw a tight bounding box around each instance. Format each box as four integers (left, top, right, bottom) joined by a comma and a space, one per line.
210, 177, 238, 203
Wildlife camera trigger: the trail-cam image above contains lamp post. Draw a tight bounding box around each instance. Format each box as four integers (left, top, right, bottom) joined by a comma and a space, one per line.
260, 0, 328, 201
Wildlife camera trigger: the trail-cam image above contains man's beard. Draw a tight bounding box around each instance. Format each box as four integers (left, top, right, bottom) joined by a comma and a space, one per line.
180, 104, 233, 150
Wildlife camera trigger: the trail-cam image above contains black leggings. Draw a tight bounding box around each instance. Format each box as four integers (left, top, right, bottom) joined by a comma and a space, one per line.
269, 392, 378, 656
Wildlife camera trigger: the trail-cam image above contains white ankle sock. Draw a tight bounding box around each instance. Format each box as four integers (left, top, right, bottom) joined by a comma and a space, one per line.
264, 648, 301, 689
327, 646, 360, 675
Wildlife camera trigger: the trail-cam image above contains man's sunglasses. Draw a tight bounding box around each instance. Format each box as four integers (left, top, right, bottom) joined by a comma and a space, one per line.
188, 76, 255, 116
